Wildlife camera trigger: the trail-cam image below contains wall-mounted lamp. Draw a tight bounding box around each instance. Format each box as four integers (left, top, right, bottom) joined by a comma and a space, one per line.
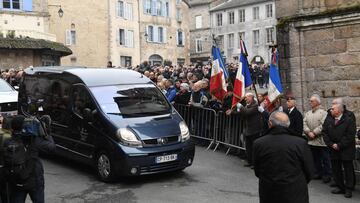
49, 4, 64, 18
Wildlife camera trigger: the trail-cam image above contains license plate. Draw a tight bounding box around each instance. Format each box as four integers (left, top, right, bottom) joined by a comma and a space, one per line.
156, 154, 177, 164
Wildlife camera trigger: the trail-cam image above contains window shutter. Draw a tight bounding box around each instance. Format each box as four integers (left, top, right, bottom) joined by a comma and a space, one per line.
116, 29, 120, 44
128, 3, 133, 20
182, 32, 185, 46
163, 27, 167, 43
116, 1, 120, 17
23, 0, 33, 11
176, 30, 179, 45
123, 3, 128, 19
162, 1, 166, 17
124, 29, 129, 47
153, 26, 159, 43
151, 0, 157, 16
65, 30, 71, 45
128, 31, 134, 47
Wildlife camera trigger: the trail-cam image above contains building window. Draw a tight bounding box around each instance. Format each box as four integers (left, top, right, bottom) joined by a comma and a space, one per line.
177, 30, 184, 46
218, 35, 224, 50
148, 25, 154, 41
195, 15, 202, 29
266, 27, 274, 44
228, 33, 234, 48
117, 1, 124, 17
176, 8, 182, 21
3, 0, 20, 9
266, 4, 273, 18
228, 11, 234, 25
177, 58, 185, 65
120, 56, 132, 67
238, 32, 245, 48
119, 29, 125, 45
239, 9, 245, 22
66, 29, 76, 45
196, 38, 203, 53
144, 0, 151, 14
147, 25, 166, 43
253, 7, 259, 20
118, 29, 134, 47
158, 27, 164, 42
216, 13, 222, 26
253, 30, 259, 46
156, 0, 162, 16
144, 0, 169, 17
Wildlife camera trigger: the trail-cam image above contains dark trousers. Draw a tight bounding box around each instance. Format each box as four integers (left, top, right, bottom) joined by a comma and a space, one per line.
11, 186, 44, 203
245, 133, 261, 165
331, 160, 355, 191
310, 146, 332, 177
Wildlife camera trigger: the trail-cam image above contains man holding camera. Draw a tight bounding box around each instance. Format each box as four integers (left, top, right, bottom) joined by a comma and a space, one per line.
3, 115, 55, 203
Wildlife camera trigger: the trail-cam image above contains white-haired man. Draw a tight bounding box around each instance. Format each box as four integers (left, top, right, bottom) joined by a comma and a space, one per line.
253, 111, 314, 203
322, 98, 356, 198
303, 94, 331, 183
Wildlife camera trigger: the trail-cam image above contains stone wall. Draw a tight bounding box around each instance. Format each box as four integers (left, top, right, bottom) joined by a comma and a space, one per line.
277, 1, 360, 125
0, 50, 42, 69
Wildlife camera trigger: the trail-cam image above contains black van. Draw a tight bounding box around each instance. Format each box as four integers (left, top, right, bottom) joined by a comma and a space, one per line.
18, 67, 195, 182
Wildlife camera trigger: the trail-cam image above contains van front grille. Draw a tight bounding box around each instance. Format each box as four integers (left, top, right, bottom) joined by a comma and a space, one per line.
143, 135, 180, 147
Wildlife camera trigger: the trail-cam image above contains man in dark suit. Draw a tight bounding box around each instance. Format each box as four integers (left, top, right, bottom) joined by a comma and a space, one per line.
285, 96, 303, 136
322, 98, 356, 198
253, 111, 314, 203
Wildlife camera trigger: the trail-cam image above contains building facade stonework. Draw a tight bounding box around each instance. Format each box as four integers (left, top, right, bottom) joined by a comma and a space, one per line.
276, 0, 360, 125
48, 0, 190, 68
210, 0, 276, 64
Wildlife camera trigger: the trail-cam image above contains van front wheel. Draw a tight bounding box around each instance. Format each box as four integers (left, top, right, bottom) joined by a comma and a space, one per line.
96, 151, 117, 182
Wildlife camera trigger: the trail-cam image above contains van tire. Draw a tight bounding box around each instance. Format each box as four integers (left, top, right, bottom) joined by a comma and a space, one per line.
96, 151, 117, 182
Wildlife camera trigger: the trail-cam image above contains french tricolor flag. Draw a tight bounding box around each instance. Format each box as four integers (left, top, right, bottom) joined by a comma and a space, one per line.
232, 39, 252, 108
268, 49, 283, 103
210, 46, 227, 101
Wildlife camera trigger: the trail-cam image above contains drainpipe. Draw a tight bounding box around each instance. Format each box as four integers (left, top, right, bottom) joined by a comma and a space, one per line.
137, 0, 142, 64
107, 0, 112, 64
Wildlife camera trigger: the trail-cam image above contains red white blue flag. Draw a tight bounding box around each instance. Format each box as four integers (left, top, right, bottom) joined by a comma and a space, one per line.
232, 39, 252, 107
210, 46, 227, 101
268, 49, 283, 102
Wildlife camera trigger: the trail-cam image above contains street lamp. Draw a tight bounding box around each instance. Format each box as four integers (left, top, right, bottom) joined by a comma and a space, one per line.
48, 4, 64, 18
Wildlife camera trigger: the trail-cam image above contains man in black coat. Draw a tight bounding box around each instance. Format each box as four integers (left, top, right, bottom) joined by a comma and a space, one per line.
285, 96, 303, 136
253, 111, 314, 203
227, 93, 264, 167
322, 98, 356, 198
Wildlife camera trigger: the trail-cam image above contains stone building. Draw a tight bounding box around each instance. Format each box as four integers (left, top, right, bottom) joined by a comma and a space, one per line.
276, 0, 360, 125
138, 0, 191, 66
188, 0, 215, 64
210, 0, 277, 64
48, 0, 109, 67
48, 0, 191, 68
0, 0, 71, 69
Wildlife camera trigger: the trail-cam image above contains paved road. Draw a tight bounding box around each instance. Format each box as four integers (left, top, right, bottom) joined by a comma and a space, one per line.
40, 146, 360, 203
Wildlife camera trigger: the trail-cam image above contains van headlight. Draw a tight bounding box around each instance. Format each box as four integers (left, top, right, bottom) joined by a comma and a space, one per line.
116, 128, 142, 148
179, 121, 190, 142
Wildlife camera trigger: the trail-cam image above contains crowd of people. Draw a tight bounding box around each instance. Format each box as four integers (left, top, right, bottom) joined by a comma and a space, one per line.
0, 68, 24, 88
127, 61, 359, 201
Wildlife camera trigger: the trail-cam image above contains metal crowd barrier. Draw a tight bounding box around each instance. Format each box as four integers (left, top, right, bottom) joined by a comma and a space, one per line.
173, 103, 244, 153
174, 103, 360, 174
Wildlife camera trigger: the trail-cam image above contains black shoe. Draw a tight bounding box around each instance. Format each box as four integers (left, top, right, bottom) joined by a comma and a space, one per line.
322, 176, 331, 184
251, 166, 254, 170
244, 163, 252, 167
331, 188, 345, 194
344, 190, 352, 198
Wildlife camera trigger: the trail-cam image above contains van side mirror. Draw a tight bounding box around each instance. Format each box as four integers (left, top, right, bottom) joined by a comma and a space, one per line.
83, 108, 94, 122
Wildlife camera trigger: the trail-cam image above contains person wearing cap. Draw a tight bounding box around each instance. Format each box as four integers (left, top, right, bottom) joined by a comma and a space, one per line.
285, 96, 303, 136
174, 83, 191, 105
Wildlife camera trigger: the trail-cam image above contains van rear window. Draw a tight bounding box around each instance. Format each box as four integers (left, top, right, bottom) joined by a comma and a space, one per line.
90, 84, 171, 117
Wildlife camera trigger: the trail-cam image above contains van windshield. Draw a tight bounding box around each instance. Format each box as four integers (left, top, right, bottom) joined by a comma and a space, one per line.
90, 84, 171, 117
